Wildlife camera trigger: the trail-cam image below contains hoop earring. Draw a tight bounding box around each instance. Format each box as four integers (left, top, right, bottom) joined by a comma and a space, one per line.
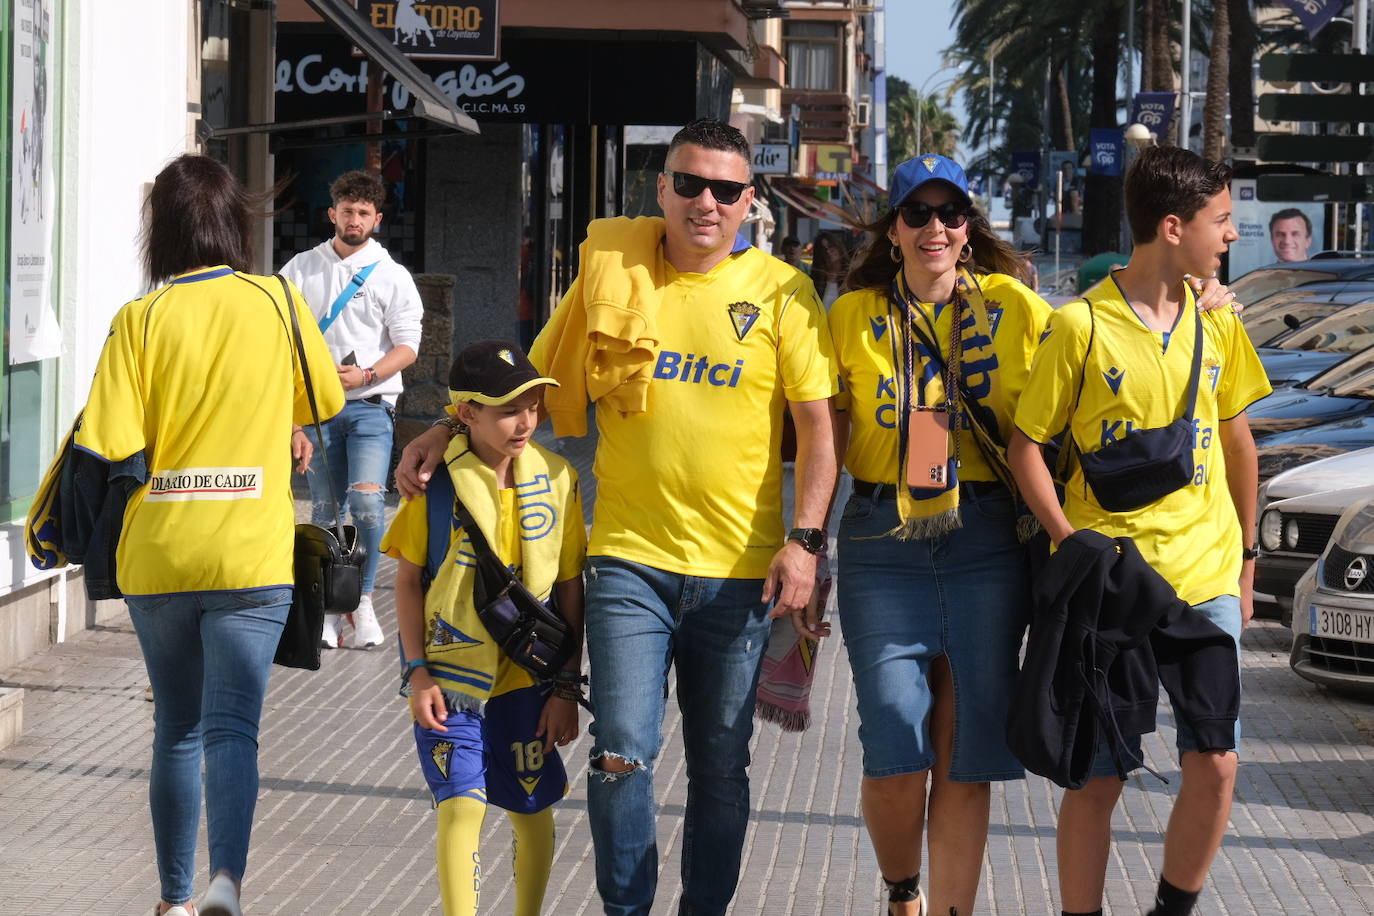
958, 243, 972, 263
889, 243, 903, 263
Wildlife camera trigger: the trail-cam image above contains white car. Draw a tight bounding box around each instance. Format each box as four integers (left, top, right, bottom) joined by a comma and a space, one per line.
1255, 446, 1374, 620
1289, 493, 1374, 697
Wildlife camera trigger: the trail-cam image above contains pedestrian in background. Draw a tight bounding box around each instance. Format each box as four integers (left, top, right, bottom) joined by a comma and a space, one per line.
396, 117, 839, 916
77, 154, 343, 916
810, 230, 849, 308
824, 153, 1050, 916
281, 170, 423, 650
778, 233, 803, 268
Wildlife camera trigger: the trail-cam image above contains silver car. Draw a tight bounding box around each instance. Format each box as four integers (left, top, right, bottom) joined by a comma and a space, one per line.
1289, 492, 1374, 696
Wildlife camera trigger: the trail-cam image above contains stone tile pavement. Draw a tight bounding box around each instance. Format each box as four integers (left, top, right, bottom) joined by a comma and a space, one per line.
1, 428, 1372, 913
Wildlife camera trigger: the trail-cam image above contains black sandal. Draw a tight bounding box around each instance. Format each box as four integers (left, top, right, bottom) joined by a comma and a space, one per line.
882, 874, 925, 916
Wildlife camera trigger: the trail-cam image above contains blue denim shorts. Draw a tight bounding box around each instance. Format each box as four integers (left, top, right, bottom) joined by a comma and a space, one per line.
837, 486, 1031, 782
1086, 593, 1243, 778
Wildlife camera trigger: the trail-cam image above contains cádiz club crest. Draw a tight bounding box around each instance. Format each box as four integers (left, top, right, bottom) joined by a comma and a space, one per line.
727, 301, 761, 341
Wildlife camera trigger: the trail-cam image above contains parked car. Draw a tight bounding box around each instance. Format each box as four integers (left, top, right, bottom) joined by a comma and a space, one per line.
1256, 301, 1374, 385
1231, 259, 1374, 311
1249, 346, 1374, 439
1256, 486, 1372, 624
1289, 492, 1374, 697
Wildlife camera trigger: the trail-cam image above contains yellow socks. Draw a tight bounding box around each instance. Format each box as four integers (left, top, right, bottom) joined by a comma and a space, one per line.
436, 795, 486, 915
507, 807, 556, 916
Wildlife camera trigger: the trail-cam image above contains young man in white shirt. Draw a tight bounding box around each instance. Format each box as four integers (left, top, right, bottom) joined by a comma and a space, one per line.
281, 170, 423, 648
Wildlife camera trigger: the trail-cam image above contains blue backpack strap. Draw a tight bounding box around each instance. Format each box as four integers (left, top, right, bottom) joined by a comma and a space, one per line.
318, 261, 378, 334
422, 462, 455, 592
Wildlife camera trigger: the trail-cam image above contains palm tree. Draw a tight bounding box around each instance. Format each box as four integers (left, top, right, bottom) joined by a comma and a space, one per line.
1201, 0, 1231, 160
886, 75, 960, 174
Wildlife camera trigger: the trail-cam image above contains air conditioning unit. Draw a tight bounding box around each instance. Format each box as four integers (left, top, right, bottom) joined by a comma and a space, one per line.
855, 96, 872, 127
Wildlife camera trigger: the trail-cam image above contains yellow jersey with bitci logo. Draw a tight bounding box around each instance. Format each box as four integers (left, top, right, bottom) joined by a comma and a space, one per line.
534, 248, 836, 578
1014, 277, 1271, 604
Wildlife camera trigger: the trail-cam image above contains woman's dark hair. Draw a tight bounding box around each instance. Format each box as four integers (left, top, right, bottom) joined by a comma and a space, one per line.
845, 204, 1028, 292
141, 154, 268, 286
1124, 146, 1233, 244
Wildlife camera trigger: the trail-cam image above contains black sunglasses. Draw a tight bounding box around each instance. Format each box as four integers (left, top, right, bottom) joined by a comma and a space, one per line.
664, 170, 751, 205
898, 202, 969, 230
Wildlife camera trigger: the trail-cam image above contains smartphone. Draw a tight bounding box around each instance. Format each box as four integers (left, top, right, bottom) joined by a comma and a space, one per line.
341, 351, 357, 366
906, 407, 951, 490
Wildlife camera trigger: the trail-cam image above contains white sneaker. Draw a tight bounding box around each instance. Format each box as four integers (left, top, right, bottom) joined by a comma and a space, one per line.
349, 595, 384, 648
155, 906, 192, 916
320, 613, 342, 649
199, 874, 242, 916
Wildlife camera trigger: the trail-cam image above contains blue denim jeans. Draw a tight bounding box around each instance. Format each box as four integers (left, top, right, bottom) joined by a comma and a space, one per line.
583, 557, 773, 916
128, 587, 291, 905
305, 398, 393, 594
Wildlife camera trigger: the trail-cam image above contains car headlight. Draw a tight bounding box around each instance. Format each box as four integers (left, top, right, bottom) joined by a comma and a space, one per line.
1284, 517, 1301, 550
1260, 509, 1283, 550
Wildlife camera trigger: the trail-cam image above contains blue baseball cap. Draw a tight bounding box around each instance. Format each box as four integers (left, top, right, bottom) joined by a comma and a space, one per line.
889, 154, 972, 210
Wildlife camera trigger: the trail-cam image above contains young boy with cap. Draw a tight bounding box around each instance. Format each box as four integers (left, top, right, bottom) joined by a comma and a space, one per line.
381, 339, 587, 915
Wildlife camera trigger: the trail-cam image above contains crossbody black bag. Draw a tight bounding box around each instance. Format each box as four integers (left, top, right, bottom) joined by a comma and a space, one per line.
276, 275, 364, 670
451, 504, 577, 680
1073, 302, 1204, 513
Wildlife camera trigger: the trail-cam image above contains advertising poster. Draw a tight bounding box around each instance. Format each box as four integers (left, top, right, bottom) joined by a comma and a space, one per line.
9, 0, 60, 364
1229, 178, 1328, 280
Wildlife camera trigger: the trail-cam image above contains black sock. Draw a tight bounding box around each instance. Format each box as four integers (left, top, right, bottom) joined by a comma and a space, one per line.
1062, 910, 1103, 916
1146, 876, 1200, 916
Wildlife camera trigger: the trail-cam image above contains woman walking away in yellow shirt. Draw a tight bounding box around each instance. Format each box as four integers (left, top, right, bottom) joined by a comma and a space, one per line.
76, 155, 343, 916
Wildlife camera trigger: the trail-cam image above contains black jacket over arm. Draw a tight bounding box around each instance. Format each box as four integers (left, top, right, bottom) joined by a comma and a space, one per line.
1006, 529, 1240, 789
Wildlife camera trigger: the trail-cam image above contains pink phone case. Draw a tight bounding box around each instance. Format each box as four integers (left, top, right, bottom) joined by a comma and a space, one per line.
906, 408, 951, 489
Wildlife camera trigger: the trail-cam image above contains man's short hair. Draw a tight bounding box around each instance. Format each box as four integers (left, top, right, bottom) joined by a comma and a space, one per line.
330, 170, 387, 210
666, 119, 752, 177
782, 235, 801, 247
1269, 208, 1311, 236
1124, 146, 1233, 244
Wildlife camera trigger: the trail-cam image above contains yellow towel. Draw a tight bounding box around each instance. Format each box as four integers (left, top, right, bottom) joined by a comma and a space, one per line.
535, 216, 667, 436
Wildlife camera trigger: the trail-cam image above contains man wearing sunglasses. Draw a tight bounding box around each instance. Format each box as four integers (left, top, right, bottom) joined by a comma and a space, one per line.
397, 118, 838, 915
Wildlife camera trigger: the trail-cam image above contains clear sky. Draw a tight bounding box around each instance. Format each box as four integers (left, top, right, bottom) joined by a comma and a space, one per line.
884, 0, 967, 156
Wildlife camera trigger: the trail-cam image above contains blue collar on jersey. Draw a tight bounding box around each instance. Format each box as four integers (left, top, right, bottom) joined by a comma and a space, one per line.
171, 266, 236, 284
731, 233, 752, 254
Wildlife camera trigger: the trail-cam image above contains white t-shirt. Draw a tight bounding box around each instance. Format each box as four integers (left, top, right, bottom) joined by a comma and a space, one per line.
280, 237, 423, 403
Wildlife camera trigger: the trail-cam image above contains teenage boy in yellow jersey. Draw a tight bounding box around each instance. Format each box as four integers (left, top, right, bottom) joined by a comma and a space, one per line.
396, 119, 838, 915
1007, 147, 1271, 916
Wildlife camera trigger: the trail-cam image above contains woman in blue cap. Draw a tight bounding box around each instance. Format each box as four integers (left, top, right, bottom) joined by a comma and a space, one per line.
821, 154, 1049, 915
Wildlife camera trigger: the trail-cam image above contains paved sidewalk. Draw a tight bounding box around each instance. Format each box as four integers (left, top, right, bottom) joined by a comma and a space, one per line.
1, 429, 1372, 913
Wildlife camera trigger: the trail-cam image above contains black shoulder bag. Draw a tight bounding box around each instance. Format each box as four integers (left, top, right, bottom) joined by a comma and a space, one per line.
275, 275, 365, 670
452, 503, 577, 680
1074, 303, 1204, 513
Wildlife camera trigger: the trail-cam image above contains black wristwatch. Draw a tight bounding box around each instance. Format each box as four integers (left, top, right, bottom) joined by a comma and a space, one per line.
788, 528, 827, 555
1242, 545, 1259, 560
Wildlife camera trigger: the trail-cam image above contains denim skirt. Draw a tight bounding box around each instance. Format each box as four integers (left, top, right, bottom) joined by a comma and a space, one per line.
837, 484, 1030, 782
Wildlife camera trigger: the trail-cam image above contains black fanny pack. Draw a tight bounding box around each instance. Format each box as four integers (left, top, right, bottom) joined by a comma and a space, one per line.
1074, 304, 1203, 513
455, 506, 577, 680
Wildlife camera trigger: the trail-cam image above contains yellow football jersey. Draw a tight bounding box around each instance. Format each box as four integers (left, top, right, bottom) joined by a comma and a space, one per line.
1015, 277, 1272, 604
383, 480, 586, 696
534, 248, 836, 578
831, 273, 1051, 485
75, 267, 344, 596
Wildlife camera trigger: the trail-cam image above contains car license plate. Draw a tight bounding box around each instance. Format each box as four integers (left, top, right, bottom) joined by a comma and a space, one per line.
1310, 604, 1374, 643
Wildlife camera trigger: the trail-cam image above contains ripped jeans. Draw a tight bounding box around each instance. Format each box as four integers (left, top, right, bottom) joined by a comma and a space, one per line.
304, 397, 393, 594
583, 556, 772, 916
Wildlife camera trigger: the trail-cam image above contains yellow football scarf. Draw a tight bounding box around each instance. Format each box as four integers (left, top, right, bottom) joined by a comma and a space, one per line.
889, 269, 1004, 539
425, 431, 571, 710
